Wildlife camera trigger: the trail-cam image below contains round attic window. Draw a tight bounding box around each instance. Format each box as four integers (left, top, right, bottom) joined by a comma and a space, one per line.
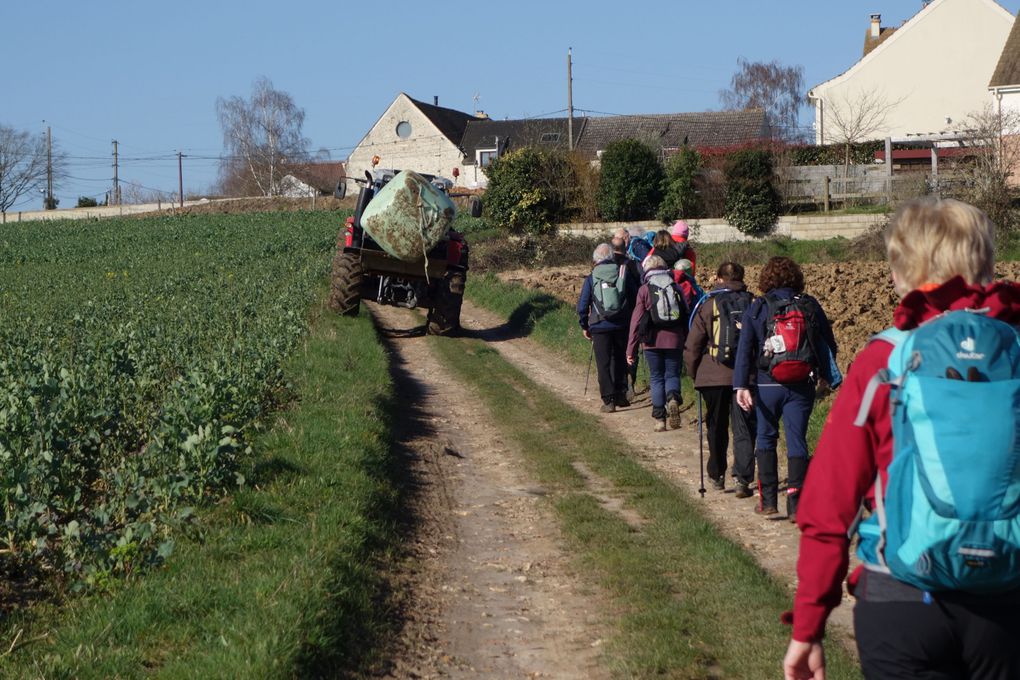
396, 121, 412, 139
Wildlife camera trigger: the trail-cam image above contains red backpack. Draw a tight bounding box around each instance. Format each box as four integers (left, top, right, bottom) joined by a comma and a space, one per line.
759, 294, 819, 383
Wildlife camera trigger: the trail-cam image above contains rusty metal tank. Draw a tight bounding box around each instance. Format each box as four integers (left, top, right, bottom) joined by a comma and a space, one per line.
359, 170, 457, 262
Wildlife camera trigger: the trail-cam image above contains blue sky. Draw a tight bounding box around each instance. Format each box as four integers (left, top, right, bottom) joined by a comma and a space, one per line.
4, 0, 1018, 209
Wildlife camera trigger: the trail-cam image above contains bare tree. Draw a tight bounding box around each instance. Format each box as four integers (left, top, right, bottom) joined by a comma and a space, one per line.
216, 77, 310, 197
943, 103, 1020, 232
0, 125, 48, 213
825, 89, 902, 172
720, 58, 806, 142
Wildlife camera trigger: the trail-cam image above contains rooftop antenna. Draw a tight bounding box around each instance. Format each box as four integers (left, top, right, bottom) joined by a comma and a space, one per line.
472, 92, 481, 116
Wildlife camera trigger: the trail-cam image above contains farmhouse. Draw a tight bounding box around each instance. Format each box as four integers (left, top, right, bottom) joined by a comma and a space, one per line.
808, 0, 1015, 144
345, 93, 481, 193
349, 94, 773, 190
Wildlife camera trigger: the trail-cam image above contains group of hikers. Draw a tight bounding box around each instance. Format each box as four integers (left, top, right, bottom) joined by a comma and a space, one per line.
576, 198, 1020, 678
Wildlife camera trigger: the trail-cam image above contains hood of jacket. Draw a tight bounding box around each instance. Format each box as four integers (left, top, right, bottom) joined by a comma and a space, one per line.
894, 276, 1020, 330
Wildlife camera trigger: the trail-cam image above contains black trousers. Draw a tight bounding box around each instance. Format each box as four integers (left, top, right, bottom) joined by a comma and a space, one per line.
855, 577, 1020, 679
592, 329, 629, 404
698, 386, 756, 483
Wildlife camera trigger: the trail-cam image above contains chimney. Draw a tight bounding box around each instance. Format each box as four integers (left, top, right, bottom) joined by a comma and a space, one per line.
870, 14, 881, 38
434, 95, 439, 106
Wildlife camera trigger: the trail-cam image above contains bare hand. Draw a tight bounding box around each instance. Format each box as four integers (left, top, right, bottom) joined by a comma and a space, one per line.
783, 639, 826, 680
627, 354, 635, 366
736, 388, 754, 412
583, 329, 592, 341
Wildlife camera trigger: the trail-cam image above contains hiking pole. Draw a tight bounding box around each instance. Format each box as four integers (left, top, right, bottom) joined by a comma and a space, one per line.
698, 392, 706, 498
583, 340, 594, 395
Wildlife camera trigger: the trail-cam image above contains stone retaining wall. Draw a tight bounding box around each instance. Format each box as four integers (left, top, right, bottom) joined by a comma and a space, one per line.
558, 214, 888, 243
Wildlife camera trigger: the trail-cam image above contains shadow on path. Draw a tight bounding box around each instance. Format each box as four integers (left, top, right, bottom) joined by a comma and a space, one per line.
463, 293, 563, 342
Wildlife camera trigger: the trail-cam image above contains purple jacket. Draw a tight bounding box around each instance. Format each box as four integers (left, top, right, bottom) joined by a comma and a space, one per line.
626, 270, 688, 358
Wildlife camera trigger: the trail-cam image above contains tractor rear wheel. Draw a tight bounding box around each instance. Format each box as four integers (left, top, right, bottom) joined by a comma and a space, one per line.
329, 251, 363, 316
427, 271, 465, 335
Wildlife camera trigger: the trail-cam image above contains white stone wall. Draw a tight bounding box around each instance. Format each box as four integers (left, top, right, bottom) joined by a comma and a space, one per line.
811, 0, 1013, 144
346, 93, 475, 193
559, 214, 889, 244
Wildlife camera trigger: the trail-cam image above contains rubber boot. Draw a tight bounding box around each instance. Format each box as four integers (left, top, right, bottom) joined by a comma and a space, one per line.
786, 456, 809, 523
755, 448, 779, 515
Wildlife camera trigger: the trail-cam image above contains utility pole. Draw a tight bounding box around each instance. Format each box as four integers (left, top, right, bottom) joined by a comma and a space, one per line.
178, 151, 185, 208
112, 140, 120, 206
567, 47, 574, 152
46, 125, 53, 209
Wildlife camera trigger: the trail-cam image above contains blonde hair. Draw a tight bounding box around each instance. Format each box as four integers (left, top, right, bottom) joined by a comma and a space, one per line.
643, 255, 667, 271
885, 198, 995, 296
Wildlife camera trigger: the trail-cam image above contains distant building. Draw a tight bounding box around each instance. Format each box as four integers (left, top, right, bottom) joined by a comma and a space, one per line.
345, 93, 480, 193
349, 94, 773, 189
808, 0, 1015, 144
279, 161, 346, 197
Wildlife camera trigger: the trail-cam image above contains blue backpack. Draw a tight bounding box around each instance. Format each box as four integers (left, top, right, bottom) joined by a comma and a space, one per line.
627, 232, 654, 262
853, 310, 1020, 593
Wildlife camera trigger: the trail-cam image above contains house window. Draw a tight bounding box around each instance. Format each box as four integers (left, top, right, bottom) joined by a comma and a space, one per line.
396, 121, 412, 139
477, 148, 498, 167
541, 132, 560, 143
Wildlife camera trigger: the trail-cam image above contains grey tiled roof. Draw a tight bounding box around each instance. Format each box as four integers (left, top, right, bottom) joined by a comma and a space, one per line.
460, 118, 586, 164
406, 95, 481, 145
573, 110, 771, 160
991, 11, 1020, 87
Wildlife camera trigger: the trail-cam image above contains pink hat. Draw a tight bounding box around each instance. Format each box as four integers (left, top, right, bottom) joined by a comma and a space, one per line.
670, 220, 690, 239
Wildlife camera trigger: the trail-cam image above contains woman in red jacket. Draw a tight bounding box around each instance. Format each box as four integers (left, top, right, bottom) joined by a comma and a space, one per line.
784, 198, 1020, 679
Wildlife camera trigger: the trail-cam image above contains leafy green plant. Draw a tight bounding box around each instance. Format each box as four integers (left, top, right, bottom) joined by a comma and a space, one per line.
658, 146, 704, 221
0, 212, 336, 584
724, 148, 781, 236
482, 147, 571, 235
597, 138, 665, 221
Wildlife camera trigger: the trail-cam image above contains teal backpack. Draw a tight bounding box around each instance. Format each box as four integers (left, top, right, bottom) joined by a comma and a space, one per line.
590, 263, 628, 322
853, 309, 1020, 593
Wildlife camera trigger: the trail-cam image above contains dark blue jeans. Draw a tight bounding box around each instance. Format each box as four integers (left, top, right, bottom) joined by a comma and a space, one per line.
754, 381, 815, 458
644, 348, 681, 419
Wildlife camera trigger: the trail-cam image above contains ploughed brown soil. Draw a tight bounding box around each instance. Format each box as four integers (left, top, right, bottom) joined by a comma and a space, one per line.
498, 262, 1020, 368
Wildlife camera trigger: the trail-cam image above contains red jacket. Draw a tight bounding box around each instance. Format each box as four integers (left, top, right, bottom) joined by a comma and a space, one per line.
790, 276, 1020, 643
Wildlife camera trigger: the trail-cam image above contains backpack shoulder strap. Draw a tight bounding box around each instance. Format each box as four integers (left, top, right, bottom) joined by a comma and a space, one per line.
853, 328, 910, 427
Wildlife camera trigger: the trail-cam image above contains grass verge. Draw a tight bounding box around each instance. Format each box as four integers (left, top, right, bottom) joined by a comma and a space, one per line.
430, 335, 861, 678
1, 301, 403, 678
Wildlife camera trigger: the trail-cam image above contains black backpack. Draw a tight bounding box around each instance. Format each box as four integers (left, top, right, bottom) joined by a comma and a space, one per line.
709, 289, 753, 366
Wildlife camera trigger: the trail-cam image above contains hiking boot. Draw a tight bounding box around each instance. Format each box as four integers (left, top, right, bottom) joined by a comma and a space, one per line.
712, 476, 725, 491
653, 419, 667, 433
600, 402, 616, 413
786, 456, 809, 523
787, 492, 801, 523
734, 482, 753, 499
614, 393, 631, 408
666, 395, 682, 430
756, 448, 779, 515
754, 504, 779, 516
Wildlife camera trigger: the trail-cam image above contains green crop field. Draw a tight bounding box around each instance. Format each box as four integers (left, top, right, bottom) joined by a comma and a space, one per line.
0, 212, 338, 587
